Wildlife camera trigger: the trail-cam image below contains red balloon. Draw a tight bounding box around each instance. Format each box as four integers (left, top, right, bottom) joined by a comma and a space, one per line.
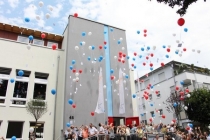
119, 55, 122, 58
79, 70, 82, 74
155, 91, 159, 94
162, 115, 166, 119
52, 44, 57, 50
147, 86, 150, 90
91, 112, 95, 116
175, 86, 179, 91
183, 48, 187, 51
149, 118, 152, 122
186, 127, 190, 130
146, 56, 149, 60
148, 84, 151, 86
178, 18, 185, 26
104, 41, 107, 45
131, 64, 134, 67
74, 13, 78, 17
150, 53, 154, 57
134, 52, 137, 56
144, 29, 147, 33
72, 104, 76, 108
145, 96, 148, 100
122, 54, 126, 57
167, 48, 170, 52
150, 63, 153, 67
185, 89, 189, 93
122, 60, 125, 63
99, 46, 103, 49
41, 33, 46, 39
110, 75, 115, 80
161, 63, 164, 67
180, 91, 184, 96
72, 69, 76, 73
180, 96, 184, 100
144, 34, 147, 37
119, 52, 122, 56
172, 119, 176, 123
118, 59, 121, 62
143, 62, 146, 66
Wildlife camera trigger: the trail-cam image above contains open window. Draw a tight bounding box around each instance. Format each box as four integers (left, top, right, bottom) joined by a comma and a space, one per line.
6, 121, 24, 139
17, 36, 29, 44
29, 122, 44, 139
0, 67, 12, 105
33, 39, 44, 46
158, 109, 163, 116
33, 72, 48, 100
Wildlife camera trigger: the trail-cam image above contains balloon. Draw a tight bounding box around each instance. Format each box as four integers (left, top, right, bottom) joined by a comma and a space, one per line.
75, 77, 79, 82
88, 46, 92, 50
175, 51, 179, 54
137, 30, 140, 34
131, 64, 134, 67
144, 34, 147, 37
51, 89, 56, 95
29, 127, 34, 133
114, 56, 117, 59
36, 15, 40, 20
11, 136, 16, 140
41, 33, 46, 39
141, 48, 144, 51
186, 126, 190, 130
104, 46, 107, 49
161, 63, 164, 67
162, 115, 166, 119
66, 123, 70, 127
132, 94, 136, 98
91, 46, 95, 50
69, 66, 73, 70
167, 48, 170, 52
49, 5, 53, 11
72, 60, 76, 65
150, 103, 153, 106
52, 44, 57, 50
187, 94, 191, 98
185, 89, 189, 93
68, 99, 74, 105
173, 33, 176, 36
143, 62, 146, 66
39, 1, 44, 7
180, 81, 184, 85
110, 75, 115, 80
173, 103, 177, 107
179, 54, 182, 57
72, 104, 76, 108
162, 45, 166, 48
168, 45, 171, 48
126, 56, 130, 59
122, 47, 125, 50
147, 46, 150, 50
144, 29, 147, 33
125, 75, 129, 79
150, 63, 153, 67
175, 86, 179, 91
165, 55, 169, 58
79, 70, 82, 74
150, 53, 154, 57
74, 13, 78, 17
122, 54, 126, 57
139, 55, 142, 58
183, 48, 186, 51
192, 49, 195, 52
82, 32, 86, 36
153, 46, 156, 50
99, 46, 103, 49
110, 28, 113, 32
87, 56, 91, 61
104, 41, 107, 45
18, 70, 24, 76
115, 80, 119, 84
28, 35, 33, 41
75, 72, 79, 77
25, 17, 30, 22
197, 50, 201, 53
134, 66, 137, 69
178, 18, 185, 26
103, 85, 106, 88
75, 46, 79, 50
91, 112, 94, 116
10, 78, 15, 83
146, 56, 149, 60
117, 40, 121, 44
88, 32, 92, 35
46, 13, 50, 19
189, 123, 193, 128
110, 69, 114, 74
184, 106, 188, 110
184, 28, 188, 32
134, 52, 137, 56
133, 58, 135, 61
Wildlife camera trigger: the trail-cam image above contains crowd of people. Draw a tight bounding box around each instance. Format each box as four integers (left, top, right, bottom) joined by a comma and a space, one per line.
63, 123, 210, 140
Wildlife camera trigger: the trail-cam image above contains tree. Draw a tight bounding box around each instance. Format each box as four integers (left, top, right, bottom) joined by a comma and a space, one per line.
149, 0, 206, 16
26, 98, 48, 136
185, 88, 210, 125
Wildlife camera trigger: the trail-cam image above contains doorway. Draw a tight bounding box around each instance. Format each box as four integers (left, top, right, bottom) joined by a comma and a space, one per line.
113, 117, 125, 126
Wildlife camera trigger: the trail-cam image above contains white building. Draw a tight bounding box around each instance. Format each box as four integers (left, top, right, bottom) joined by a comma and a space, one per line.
133, 60, 210, 127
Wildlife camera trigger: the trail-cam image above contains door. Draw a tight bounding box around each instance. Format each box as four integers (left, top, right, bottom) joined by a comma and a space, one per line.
113, 117, 125, 126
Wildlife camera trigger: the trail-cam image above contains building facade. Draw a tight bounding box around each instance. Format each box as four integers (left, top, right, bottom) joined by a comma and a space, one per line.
0, 15, 135, 140
133, 61, 210, 127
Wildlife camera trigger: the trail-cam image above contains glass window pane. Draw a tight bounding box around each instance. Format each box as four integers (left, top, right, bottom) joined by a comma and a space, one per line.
13, 81, 28, 98
6, 122, 23, 138
29, 122, 44, 138
0, 79, 8, 97
33, 39, 44, 46
33, 83, 46, 100
17, 36, 29, 43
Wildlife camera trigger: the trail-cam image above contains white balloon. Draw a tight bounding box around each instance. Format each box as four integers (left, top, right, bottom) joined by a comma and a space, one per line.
39, 1, 44, 7
75, 77, 79, 82
187, 94, 191, 98
89, 46, 92, 50
29, 127, 34, 133
88, 32, 92, 35
116, 80, 119, 84
171, 121, 174, 124
36, 15, 40, 20
168, 45, 171, 48
103, 85, 106, 89
73, 79, 76, 82
45, 13, 50, 19
27, 44, 31, 50
173, 33, 176, 36
123, 73, 126, 76
82, 41, 85, 46
75, 73, 79, 77
179, 54, 182, 57
122, 47, 125, 50
114, 56, 117, 59
184, 106, 188, 110
75, 46, 79, 50
176, 49, 179, 52
120, 38, 123, 41
123, 80, 126, 84
197, 50, 201, 53
153, 46, 156, 50
192, 49, 195, 52
176, 40, 179, 43
49, 5, 53, 11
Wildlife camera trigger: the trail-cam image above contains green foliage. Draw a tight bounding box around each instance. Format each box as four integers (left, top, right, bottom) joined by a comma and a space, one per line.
185, 88, 210, 125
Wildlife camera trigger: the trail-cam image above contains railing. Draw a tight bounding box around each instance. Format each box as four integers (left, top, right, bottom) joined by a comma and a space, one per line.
10, 98, 27, 107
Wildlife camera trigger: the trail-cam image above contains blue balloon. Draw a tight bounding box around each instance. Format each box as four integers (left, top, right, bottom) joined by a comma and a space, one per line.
18, 70, 24, 76
10, 78, 15, 83
126, 56, 130, 59
184, 28, 188, 32
25, 17, 30, 22
11, 136, 16, 140
162, 45, 166, 48
134, 66, 137, 69
98, 59, 102, 62
72, 60, 76, 65
28, 35, 33, 41
68, 99, 74, 105
133, 58, 135, 61
152, 114, 155, 117
104, 31, 107, 34
139, 55, 142, 58
150, 67, 153, 71
110, 28, 113, 32
104, 46, 107, 49
180, 81, 184, 85
110, 69, 114, 74
166, 54, 169, 58
125, 75, 129, 79
150, 103, 153, 107
99, 56, 103, 60
141, 48, 144, 51
82, 32, 86, 36
66, 123, 70, 127
132, 94, 136, 98
117, 40, 121, 44
150, 85, 154, 89
175, 51, 179, 54
173, 103, 177, 107
189, 123, 193, 128
51, 89, 56, 95
141, 114, 144, 116
87, 56, 91, 61
69, 66, 73, 70
92, 46, 95, 50
80, 42, 83, 46
137, 30, 140, 34
147, 46, 150, 50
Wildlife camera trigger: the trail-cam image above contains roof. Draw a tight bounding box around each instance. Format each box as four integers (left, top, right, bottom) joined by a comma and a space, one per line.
0, 22, 63, 42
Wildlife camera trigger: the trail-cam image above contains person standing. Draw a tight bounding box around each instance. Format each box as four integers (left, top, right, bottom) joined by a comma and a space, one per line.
89, 123, 98, 140
98, 123, 105, 140
136, 125, 144, 140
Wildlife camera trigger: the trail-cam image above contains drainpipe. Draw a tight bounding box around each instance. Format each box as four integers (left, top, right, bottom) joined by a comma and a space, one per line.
53, 55, 60, 140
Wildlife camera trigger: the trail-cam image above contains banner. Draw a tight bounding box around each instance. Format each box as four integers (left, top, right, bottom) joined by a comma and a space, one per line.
119, 68, 125, 114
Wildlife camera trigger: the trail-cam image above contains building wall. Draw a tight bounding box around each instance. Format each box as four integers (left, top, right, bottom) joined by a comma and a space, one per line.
0, 38, 64, 139
63, 16, 133, 127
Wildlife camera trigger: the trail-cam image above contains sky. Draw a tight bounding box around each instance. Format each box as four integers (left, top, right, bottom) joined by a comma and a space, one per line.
0, 0, 210, 78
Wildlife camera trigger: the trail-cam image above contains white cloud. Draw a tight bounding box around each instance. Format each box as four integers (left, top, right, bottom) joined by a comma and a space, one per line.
0, 15, 23, 25
25, 0, 34, 3
8, 0, 19, 8
44, 26, 54, 31
6, 10, 11, 14
48, 4, 63, 18
0, 0, 4, 5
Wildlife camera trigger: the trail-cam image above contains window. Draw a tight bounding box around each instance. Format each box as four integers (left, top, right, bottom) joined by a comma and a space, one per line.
149, 94, 152, 100
158, 72, 165, 82
33, 39, 44, 46
47, 41, 58, 48
150, 111, 154, 117
6, 121, 24, 138
17, 36, 29, 43
29, 122, 44, 138
170, 85, 175, 93
158, 109, 163, 116
0, 67, 11, 104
